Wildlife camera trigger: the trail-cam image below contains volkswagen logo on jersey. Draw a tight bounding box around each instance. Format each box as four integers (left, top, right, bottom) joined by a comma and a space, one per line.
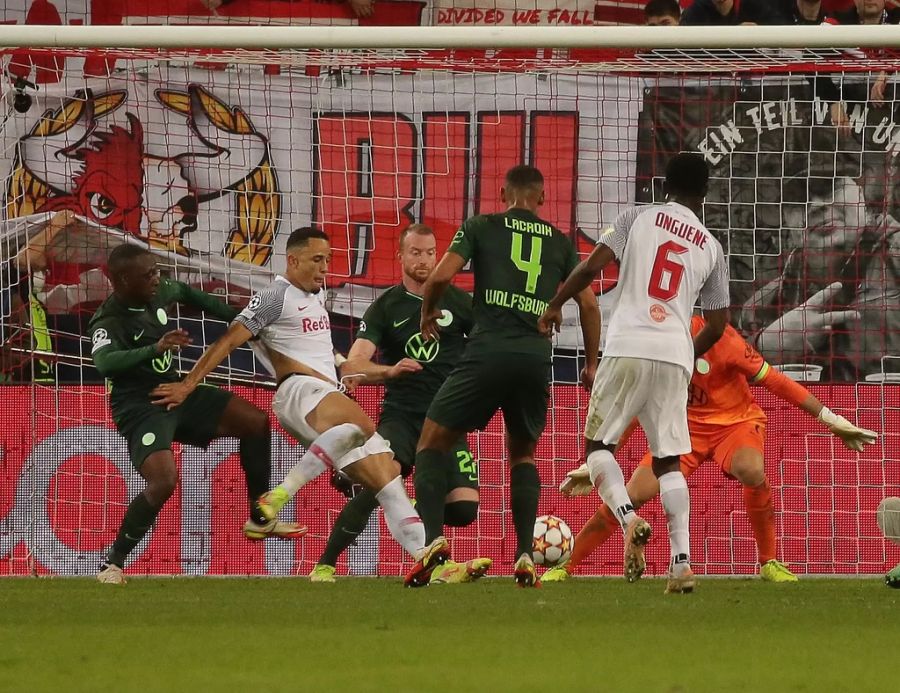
152, 349, 173, 374
405, 333, 439, 362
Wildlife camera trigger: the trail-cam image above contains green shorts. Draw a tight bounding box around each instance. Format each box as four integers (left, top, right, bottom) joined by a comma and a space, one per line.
377, 411, 478, 490
426, 353, 551, 443
113, 384, 233, 470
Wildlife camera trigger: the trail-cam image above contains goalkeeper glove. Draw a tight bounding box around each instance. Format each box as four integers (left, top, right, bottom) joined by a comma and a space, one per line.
558, 463, 593, 497
818, 406, 878, 452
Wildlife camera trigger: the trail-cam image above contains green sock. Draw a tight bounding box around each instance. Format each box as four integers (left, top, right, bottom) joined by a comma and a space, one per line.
510, 463, 541, 559
107, 493, 161, 567
318, 490, 379, 567
413, 449, 452, 543
240, 432, 271, 524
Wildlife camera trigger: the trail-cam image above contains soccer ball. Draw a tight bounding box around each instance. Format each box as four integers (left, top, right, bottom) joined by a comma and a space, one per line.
877, 496, 900, 546
533, 514, 574, 567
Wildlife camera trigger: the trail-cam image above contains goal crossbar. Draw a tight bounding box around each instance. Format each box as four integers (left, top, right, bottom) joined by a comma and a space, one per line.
1, 24, 900, 51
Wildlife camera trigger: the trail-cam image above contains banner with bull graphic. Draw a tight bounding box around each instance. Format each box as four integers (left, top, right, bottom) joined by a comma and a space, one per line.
3, 69, 900, 383
0, 68, 638, 382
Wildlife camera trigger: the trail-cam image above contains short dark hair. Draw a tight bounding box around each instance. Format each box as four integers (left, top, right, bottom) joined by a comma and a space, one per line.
399, 223, 434, 249
644, 0, 680, 21
107, 243, 151, 277
504, 164, 544, 191
286, 226, 329, 251
665, 152, 709, 197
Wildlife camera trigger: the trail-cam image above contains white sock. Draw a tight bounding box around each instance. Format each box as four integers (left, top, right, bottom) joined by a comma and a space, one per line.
376, 476, 426, 560
659, 471, 690, 564
586, 449, 635, 530
280, 423, 366, 496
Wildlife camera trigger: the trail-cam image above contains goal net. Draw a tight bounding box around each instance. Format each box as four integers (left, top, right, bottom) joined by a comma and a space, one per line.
0, 26, 897, 578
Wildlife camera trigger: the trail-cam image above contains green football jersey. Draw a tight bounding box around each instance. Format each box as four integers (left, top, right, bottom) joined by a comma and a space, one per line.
448, 207, 579, 359
88, 278, 237, 413
357, 284, 473, 416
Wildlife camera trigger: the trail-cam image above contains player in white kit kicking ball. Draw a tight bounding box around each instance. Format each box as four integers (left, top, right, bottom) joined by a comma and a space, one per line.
152, 228, 449, 586
539, 153, 730, 593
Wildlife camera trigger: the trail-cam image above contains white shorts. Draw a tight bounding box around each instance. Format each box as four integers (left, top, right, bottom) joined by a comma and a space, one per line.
584, 356, 690, 458
272, 374, 341, 446
271, 374, 393, 471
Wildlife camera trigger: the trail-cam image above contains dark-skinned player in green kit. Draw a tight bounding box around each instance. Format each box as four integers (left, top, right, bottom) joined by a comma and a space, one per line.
417, 165, 601, 587
89, 245, 304, 585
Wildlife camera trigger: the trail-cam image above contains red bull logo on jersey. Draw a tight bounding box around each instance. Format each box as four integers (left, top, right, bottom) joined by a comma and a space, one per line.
301, 314, 331, 333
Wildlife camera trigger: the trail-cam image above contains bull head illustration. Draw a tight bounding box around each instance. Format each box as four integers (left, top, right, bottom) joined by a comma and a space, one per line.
18, 85, 270, 244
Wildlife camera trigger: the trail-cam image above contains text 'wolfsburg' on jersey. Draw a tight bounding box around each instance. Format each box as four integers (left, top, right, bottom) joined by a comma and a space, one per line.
88, 278, 238, 413
448, 208, 579, 360
601, 202, 730, 375
234, 276, 337, 383
357, 285, 473, 417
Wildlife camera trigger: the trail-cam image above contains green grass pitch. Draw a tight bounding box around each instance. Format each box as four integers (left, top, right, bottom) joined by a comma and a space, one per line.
1, 577, 898, 692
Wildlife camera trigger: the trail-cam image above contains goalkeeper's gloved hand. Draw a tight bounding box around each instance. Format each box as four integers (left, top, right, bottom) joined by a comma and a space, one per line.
818, 406, 878, 452
558, 463, 593, 498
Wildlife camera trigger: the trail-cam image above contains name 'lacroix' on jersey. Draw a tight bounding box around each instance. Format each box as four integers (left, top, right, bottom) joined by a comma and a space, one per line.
601, 202, 730, 375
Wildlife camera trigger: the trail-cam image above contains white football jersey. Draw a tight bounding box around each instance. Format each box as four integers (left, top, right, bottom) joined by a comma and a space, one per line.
600, 202, 729, 374
235, 276, 337, 383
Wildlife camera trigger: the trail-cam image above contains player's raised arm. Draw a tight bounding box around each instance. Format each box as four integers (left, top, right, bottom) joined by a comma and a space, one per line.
91, 322, 192, 378
171, 279, 239, 322
539, 243, 615, 336
421, 251, 466, 341
726, 326, 878, 451
342, 336, 422, 384
573, 286, 601, 388
753, 359, 877, 451
151, 321, 254, 409
151, 280, 284, 408
693, 248, 731, 357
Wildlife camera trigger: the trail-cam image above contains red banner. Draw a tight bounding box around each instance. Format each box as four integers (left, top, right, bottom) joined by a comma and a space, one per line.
1, 384, 897, 576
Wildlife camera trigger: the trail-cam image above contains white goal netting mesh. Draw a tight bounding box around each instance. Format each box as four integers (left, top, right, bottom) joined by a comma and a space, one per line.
0, 38, 898, 577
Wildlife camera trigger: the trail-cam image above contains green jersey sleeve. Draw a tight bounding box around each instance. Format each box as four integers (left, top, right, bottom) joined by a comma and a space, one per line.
166, 279, 239, 322
448, 217, 478, 262
89, 318, 157, 378
356, 295, 386, 346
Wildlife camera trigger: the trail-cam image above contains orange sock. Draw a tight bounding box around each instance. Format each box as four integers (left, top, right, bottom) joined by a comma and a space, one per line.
567, 504, 618, 574
743, 478, 776, 564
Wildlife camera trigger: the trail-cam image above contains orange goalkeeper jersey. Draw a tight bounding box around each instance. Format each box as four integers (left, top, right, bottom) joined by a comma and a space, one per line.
688, 316, 767, 426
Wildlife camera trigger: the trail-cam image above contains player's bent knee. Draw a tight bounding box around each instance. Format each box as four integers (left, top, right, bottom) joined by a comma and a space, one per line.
444, 500, 478, 527
333, 431, 392, 473
146, 472, 178, 506
731, 457, 766, 487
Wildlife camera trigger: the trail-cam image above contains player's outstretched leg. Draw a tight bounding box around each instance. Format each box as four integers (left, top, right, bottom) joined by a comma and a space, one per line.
311, 489, 380, 583
98, 451, 178, 585
213, 395, 307, 540
586, 444, 649, 582
259, 422, 368, 520
342, 447, 450, 587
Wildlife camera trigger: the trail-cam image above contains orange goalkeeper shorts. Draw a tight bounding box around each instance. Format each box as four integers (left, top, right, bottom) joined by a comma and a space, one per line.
638, 418, 765, 479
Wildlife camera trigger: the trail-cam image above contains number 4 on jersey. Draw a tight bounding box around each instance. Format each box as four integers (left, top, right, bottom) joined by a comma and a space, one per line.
648, 240, 688, 301
511, 232, 543, 294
